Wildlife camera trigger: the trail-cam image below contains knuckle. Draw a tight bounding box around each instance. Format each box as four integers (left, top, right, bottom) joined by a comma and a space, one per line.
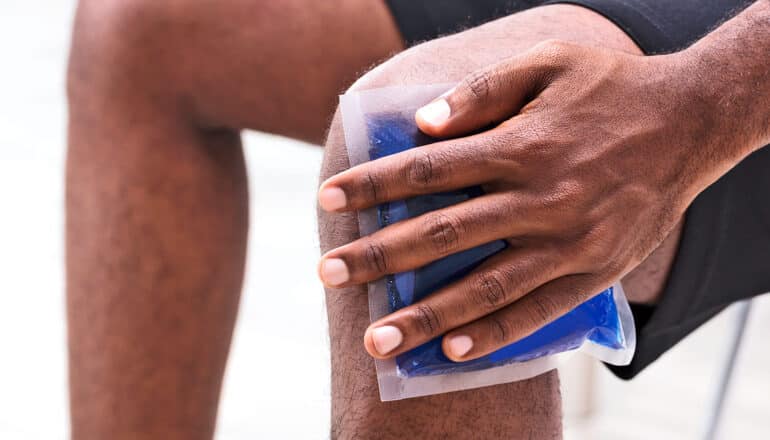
406, 150, 438, 188
462, 68, 493, 102
411, 304, 443, 337
537, 39, 573, 59
526, 295, 557, 328
577, 226, 613, 269
488, 315, 513, 345
472, 270, 508, 310
422, 212, 462, 254
363, 241, 389, 274
362, 169, 385, 203
536, 180, 584, 218
530, 39, 575, 78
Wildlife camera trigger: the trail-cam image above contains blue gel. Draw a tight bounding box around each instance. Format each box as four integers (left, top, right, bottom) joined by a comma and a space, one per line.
365, 112, 625, 377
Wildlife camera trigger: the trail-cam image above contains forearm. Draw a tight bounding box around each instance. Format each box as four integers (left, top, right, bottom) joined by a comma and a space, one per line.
683, 0, 770, 175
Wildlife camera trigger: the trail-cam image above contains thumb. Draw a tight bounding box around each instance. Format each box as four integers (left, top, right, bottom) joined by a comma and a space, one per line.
416, 54, 547, 138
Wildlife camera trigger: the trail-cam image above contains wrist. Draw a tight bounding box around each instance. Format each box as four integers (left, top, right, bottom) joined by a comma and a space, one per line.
678, 2, 770, 153
642, 51, 742, 201
651, 43, 770, 203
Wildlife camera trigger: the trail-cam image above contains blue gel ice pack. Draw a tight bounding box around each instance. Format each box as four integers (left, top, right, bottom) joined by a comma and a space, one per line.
365, 112, 626, 377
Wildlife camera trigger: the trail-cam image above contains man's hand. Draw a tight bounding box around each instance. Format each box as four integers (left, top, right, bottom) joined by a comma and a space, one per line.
317, 1, 770, 362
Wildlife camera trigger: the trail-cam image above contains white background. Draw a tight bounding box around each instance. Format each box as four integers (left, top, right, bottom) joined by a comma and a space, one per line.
0, 1, 767, 438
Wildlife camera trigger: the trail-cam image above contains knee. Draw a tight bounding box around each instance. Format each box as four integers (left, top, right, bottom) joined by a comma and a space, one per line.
318, 36, 465, 244
319, 1, 646, 168
318, 46, 429, 252
319, 40, 455, 174
318, 20, 542, 248
67, 0, 192, 112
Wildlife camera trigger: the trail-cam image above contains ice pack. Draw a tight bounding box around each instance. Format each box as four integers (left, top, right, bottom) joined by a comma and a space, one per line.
339, 84, 635, 401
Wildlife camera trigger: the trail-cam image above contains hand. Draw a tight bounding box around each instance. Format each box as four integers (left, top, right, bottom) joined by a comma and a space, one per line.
317, 40, 732, 362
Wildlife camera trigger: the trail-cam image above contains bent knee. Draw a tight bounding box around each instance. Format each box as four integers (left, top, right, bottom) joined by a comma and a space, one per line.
322, 8, 590, 252
318, 40, 458, 174
68, 1, 197, 113
317, 23, 510, 182
318, 36, 471, 250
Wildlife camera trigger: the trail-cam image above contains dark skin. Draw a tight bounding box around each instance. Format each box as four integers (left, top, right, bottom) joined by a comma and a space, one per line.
319, 5, 685, 438
67, 0, 401, 438
318, 0, 770, 362
69, 0, 682, 438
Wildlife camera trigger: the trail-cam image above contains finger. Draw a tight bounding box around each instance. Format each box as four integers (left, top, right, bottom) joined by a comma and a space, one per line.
361, 245, 570, 359
318, 133, 514, 212
415, 50, 551, 139
441, 274, 605, 362
317, 191, 547, 288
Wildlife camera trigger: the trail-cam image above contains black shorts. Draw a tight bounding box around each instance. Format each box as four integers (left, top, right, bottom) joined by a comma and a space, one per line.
385, 0, 770, 379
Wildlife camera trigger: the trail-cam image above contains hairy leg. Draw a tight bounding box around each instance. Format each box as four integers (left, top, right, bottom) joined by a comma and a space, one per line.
319, 5, 681, 438
66, 1, 401, 438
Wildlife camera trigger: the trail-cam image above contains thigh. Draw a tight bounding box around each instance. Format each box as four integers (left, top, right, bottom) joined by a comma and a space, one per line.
71, 0, 404, 144
319, 5, 646, 438
178, 0, 405, 141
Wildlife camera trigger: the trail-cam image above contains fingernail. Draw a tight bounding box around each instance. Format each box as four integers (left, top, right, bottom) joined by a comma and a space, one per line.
319, 258, 349, 286
371, 325, 403, 355
416, 99, 451, 126
447, 335, 473, 358
318, 186, 347, 211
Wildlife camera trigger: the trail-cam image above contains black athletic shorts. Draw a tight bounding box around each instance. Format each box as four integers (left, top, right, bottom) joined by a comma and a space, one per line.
384, 0, 770, 379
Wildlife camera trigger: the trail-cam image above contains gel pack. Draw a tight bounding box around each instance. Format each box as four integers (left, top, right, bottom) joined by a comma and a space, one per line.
339, 84, 635, 401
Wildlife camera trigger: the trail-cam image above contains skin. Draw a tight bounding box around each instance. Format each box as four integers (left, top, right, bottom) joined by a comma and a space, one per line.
318, 0, 770, 363
319, 5, 686, 438
68, 0, 680, 439
67, 0, 401, 438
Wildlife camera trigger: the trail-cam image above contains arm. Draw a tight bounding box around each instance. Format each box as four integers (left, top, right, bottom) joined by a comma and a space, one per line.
318, 1, 770, 362
685, 0, 770, 161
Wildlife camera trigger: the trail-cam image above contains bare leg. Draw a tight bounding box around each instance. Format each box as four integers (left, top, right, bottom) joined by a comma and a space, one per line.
66, 1, 401, 438
319, 5, 681, 438
66, 0, 681, 439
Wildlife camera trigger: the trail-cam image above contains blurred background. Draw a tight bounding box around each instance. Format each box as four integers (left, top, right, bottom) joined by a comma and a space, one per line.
0, 1, 767, 439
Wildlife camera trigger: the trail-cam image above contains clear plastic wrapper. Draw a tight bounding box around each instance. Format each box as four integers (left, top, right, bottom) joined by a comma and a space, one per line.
339, 84, 635, 401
